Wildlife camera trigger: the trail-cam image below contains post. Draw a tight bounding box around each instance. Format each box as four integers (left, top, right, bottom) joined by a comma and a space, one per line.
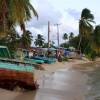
54, 24, 61, 48
57, 24, 59, 47
48, 21, 50, 48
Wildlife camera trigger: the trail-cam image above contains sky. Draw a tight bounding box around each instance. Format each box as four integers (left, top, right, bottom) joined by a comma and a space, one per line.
17, 0, 100, 46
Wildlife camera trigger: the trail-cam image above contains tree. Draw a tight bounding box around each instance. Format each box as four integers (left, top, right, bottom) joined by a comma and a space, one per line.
69, 32, 74, 41
69, 36, 89, 53
43, 41, 55, 48
20, 30, 33, 49
69, 36, 79, 49
34, 34, 45, 47
0, 27, 20, 53
91, 25, 100, 53
0, 0, 38, 39
43, 43, 48, 48
60, 42, 69, 48
78, 8, 95, 50
7, 28, 20, 50
63, 33, 68, 43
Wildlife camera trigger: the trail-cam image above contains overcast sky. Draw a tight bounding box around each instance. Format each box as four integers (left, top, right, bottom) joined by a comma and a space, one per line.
17, 0, 100, 45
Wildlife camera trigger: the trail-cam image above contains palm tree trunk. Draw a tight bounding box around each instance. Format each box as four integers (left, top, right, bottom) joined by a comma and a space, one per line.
3, 14, 6, 32
78, 36, 82, 51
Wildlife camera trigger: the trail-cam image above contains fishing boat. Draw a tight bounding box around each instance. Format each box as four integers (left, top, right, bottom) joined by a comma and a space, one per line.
30, 48, 57, 64
16, 48, 45, 64
31, 56, 56, 64
0, 46, 39, 90
24, 58, 44, 64
0, 61, 38, 90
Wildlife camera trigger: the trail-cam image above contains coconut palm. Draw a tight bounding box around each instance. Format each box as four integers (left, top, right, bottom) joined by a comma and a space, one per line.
69, 32, 74, 41
63, 33, 68, 43
20, 30, 33, 49
34, 34, 45, 47
9, 0, 38, 31
78, 8, 95, 50
0, 0, 38, 38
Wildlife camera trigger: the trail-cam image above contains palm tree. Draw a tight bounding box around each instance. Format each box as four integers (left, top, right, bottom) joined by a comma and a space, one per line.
20, 30, 33, 49
69, 32, 74, 41
0, 0, 38, 39
34, 34, 45, 47
78, 8, 95, 50
9, 0, 38, 31
63, 33, 68, 43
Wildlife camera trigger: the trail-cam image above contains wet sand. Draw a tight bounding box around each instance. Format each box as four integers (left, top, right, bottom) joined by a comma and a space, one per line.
0, 89, 36, 100
35, 68, 88, 100
0, 60, 90, 100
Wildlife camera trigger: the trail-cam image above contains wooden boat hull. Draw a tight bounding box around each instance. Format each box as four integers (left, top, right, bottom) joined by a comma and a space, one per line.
0, 68, 38, 90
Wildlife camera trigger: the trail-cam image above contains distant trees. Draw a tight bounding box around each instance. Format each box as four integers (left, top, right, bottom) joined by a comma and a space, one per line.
34, 34, 45, 47
61, 32, 74, 48
63, 33, 68, 43
43, 41, 55, 48
69, 32, 74, 41
20, 30, 33, 49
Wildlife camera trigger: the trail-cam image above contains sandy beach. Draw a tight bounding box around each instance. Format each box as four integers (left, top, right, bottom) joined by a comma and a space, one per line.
0, 59, 95, 100
34, 58, 90, 80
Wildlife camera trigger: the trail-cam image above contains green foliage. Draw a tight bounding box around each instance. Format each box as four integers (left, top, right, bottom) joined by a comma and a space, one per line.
63, 33, 68, 41
60, 43, 69, 48
69, 32, 74, 40
86, 49, 96, 61
43, 41, 56, 48
0, 0, 37, 55
20, 30, 33, 49
0, 27, 20, 50
91, 25, 100, 53
0, 0, 38, 39
34, 34, 45, 47
43, 43, 48, 48
69, 36, 79, 49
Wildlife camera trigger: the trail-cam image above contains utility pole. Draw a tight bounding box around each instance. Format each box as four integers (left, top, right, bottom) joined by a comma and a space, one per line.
54, 24, 61, 48
48, 21, 50, 48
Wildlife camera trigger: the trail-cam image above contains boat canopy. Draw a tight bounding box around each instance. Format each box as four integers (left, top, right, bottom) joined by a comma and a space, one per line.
0, 46, 11, 58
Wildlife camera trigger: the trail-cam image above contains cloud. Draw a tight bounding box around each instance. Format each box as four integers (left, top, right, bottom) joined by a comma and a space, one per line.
24, 0, 81, 46
66, 9, 81, 20
26, 0, 62, 29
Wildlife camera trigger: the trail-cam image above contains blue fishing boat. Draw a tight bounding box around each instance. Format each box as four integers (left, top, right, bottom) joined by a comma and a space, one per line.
31, 56, 56, 64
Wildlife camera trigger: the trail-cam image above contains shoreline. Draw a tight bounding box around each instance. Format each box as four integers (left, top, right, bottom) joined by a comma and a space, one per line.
0, 58, 99, 100
34, 58, 92, 81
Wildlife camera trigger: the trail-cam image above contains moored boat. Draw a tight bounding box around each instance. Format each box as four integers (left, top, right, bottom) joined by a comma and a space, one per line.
0, 62, 38, 90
